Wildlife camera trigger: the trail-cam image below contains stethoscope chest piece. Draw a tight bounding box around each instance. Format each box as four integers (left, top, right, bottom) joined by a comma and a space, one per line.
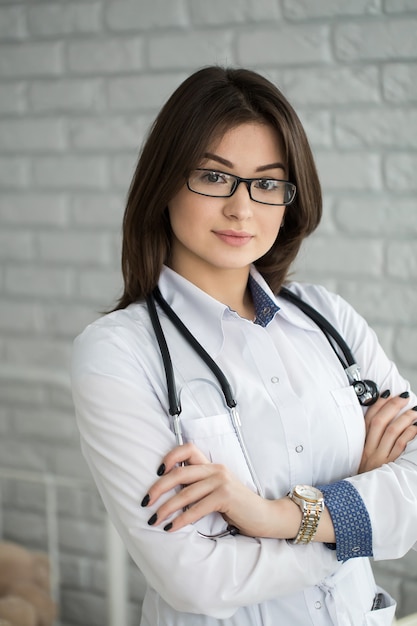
352, 379, 379, 406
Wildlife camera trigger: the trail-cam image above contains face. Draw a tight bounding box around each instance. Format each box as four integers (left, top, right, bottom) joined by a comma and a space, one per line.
167, 122, 287, 283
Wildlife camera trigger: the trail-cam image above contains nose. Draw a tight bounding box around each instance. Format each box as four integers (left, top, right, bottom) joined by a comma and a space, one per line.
222, 180, 253, 220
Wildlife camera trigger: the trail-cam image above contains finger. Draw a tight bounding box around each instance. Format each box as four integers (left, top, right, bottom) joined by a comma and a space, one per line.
146, 463, 223, 506
161, 491, 226, 532
387, 423, 417, 462
370, 407, 417, 461
159, 442, 210, 475
364, 389, 391, 428
364, 394, 411, 445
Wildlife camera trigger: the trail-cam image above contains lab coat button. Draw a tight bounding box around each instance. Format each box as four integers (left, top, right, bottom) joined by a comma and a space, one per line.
295, 445, 304, 453
315, 601, 322, 609
271, 376, 279, 383
263, 306, 270, 314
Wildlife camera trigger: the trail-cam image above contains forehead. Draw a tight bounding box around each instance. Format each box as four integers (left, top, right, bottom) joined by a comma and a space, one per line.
204, 122, 285, 166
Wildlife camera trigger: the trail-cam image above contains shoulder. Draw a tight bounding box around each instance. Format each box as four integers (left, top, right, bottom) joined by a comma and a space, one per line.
71, 301, 155, 379
281, 281, 369, 343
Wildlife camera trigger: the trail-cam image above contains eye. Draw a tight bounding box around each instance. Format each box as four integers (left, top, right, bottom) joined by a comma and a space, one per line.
200, 170, 228, 184
255, 179, 280, 192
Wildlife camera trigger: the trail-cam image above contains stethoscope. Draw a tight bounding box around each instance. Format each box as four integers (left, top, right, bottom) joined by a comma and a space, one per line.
146, 285, 379, 538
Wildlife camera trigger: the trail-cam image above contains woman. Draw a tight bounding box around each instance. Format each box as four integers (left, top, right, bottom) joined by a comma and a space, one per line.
71, 66, 417, 625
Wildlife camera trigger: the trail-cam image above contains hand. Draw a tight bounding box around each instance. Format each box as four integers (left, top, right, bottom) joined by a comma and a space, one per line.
359, 391, 417, 474
141, 442, 297, 538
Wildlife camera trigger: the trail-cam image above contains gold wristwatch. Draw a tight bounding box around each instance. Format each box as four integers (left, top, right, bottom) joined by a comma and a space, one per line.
289, 485, 325, 544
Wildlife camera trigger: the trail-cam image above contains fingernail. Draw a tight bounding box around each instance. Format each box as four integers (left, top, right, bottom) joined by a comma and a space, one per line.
147, 513, 158, 526
381, 389, 391, 399
400, 391, 410, 399
164, 522, 173, 532
157, 463, 166, 476
413, 421, 417, 427
412, 406, 417, 411
141, 494, 150, 507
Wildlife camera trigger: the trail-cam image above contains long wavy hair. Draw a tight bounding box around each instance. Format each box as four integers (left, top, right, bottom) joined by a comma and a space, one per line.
113, 66, 322, 310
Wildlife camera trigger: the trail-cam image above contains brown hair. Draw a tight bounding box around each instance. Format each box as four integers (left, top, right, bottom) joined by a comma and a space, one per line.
114, 66, 322, 310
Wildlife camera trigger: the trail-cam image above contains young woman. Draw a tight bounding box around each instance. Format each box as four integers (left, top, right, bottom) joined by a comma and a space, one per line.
71, 66, 417, 626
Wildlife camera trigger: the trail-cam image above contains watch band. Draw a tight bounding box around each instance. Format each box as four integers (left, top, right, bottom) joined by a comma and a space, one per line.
289, 485, 324, 545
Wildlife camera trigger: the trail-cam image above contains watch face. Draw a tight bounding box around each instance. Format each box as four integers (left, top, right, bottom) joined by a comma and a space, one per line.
294, 485, 323, 502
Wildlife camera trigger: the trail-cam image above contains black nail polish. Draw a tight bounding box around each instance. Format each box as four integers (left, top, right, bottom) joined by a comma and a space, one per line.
157, 463, 166, 476
148, 513, 157, 526
381, 389, 391, 399
413, 421, 417, 427
400, 391, 410, 399
164, 522, 173, 532
412, 406, 417, 411
141, 494, 150, 507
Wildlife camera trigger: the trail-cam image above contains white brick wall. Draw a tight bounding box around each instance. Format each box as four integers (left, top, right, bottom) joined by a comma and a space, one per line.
0, 1, 416, 624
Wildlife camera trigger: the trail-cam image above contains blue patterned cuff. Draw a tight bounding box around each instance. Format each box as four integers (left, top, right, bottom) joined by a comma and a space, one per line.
318, 480, 373, 562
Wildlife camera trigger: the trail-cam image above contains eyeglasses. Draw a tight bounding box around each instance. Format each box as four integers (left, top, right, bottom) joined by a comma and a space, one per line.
187, 168, 297, 206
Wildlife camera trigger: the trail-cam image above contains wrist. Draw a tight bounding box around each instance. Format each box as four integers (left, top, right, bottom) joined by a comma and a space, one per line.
266, 497, 303, 539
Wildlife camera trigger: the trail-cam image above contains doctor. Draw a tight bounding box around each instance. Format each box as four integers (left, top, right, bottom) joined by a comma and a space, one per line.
71, 66, 417, 625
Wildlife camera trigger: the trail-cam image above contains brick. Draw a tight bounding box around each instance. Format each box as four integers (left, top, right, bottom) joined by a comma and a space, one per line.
0, 156, 29, 188
283, 66, 380, 105
387, 242, 417, 278
41, 303, 98, 337
0, 5, 26, 40
334, 109, 417, 148
105, 0, 187, 30
57, 487, 101, 519
106, 73, 186, 111
0, 193, 68, 226
29, 78, 103, 113
296, 236, 383, 277
70, 193, 124, 228
33, 156, 108, 190
60, 553, 93, 589
69, 116, 150, 151
4, 510, 48, 546
27, 2, 101, 36
5, 336, 72, 369
0, 83, 26, 114
385, 154, 417, 191
334, 198, 417, 235
59, 518, 104, 556
149, 31, 233, 69
13, 482, 46, 512
0, 301, 42, 333
334, 19, 417, 61
61, 589, 106, 626
0, 407, 10, 435
283, 0, 381, 18
45, 384, 75, 410
13, 408, 77, 440
49, 444, 91, 481
0, 118, 66, 153
395, 328, 417, 367
383, 63, 417, 102
0, 42, 62, 78
5, 265, 74, 298
339, 281, 417, 324
110, 153, 138, 189
38, 231, 112, 265
67, 38, 143, 74
0, 439, 48, 471
384, 0, 417, 12
77, 269, 122, 305
296, 111, 331, 148
237, 25, 330, 66
315, 152, 381, 190
190, 0, 281, 24
0, 230, 34, 260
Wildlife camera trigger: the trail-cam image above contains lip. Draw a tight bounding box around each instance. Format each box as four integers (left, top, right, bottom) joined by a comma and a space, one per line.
213, 230, 254, 247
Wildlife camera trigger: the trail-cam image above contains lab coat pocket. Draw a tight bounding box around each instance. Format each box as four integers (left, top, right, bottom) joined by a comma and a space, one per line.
363, 587, 396, 626
181, 413, 259, 492
330, 385, 366, 475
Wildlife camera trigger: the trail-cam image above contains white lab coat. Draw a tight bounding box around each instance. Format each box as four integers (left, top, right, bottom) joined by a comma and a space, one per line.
71, 266, 417, 626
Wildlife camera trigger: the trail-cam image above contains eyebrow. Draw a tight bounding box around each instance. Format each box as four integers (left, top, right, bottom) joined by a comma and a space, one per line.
203, 152, 286, 173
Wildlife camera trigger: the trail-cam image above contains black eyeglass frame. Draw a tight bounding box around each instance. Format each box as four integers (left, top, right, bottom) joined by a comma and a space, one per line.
187, 168, 297, 207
